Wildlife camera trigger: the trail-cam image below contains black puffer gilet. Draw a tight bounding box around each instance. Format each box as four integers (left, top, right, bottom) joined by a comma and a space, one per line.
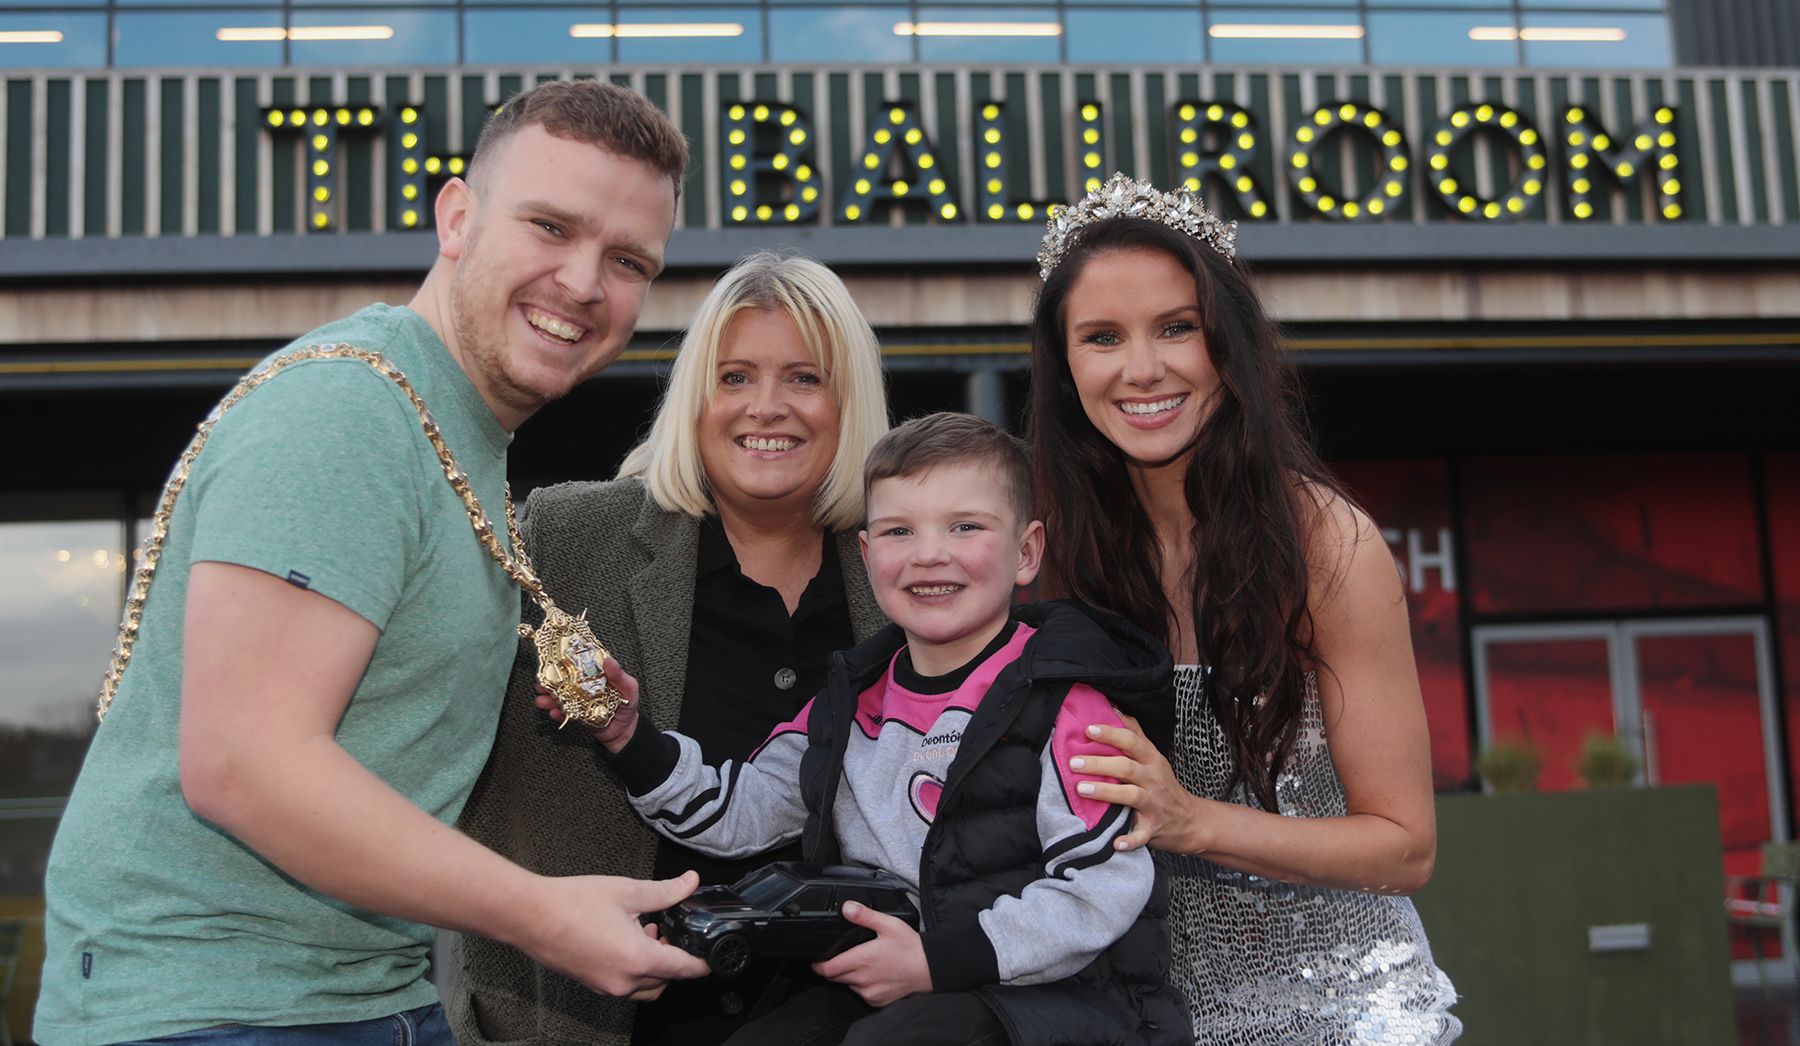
798, 601, 1192, 1046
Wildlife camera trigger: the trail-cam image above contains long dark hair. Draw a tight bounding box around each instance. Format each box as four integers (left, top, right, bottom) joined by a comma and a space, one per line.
1027, 217, 1347, 812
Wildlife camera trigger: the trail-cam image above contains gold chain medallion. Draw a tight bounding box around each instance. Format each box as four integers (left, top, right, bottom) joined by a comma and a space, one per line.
98, 344, 624, 728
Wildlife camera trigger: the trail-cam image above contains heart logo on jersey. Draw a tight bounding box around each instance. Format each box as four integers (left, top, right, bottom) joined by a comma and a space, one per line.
909, 770, 945, 823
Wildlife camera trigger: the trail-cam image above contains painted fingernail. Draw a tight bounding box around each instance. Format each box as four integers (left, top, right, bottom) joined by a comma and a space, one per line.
1078, 782, 1096, 796
1069, 757, 1086, 770
1087, 724, 1102, 737
843, 901, 861, 916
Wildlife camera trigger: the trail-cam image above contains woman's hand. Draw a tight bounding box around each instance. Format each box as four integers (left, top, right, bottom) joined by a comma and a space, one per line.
1070, 714, 1199, 853
533, 657, 640, 754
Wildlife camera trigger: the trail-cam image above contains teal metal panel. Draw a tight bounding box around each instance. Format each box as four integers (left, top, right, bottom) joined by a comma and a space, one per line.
45, 79, 70, 238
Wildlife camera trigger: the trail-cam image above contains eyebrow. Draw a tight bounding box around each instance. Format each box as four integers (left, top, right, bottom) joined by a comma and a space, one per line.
867, 508, 1005, 527
519, 199, 665, 277
1069, 304, 1201, 330
716, 358, 820, 370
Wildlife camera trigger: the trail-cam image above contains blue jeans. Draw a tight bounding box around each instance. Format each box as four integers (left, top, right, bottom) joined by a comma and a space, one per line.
116, 1004, 454, 1046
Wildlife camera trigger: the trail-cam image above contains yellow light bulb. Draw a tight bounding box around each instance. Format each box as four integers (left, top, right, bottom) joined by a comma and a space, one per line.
875, 129, 892, 144
731, 155, 748, 170
1319, 196, 1336, 211
1500, 111, 1518, 128
729, 129, 746, 145
1184, 176, 1201, 191
1339, 103, 1356, 121
928, 178, 946, 194
1658, 131, 1676, 147
1458, 197, 1476, 213
1660, 154, 1678, 169
941, 203, 957, 219
1571, 154, 1589, 169
402, 209, 419, 226
918, 154, 936, 170
1520, 129, 1538, 145
755, 204, 773, 220
448, 158, 464, 174
889, 107, 906, 124
1593, 134, 1610, 150
802, 186, 819, 203
1179, 104, 1197, 121
312, 211, 329, 228
1220, 154, 1238, 170
402, 184, 418, 200
781, 109, 797, 126
1439, 178, 1457, 194
267, 111, 284, 127
791, 129, 808, 145
1382, 130, 1400, 147
772, 154, 790, 171
1573, 178, 1590, 193
1017, 203, 1034, 220
1298, 176, 1317, 192
1237, 133, 1254, 149
1429, 154, 1448, 170
729, 105, 745, 120
1297, 127, 1315, 143
1087, 178, 1103, 192
1207, 104, 1224, 122
1236, 175, 1252, 192
845, 205, 862, 221
797, 165, 813, 181
753, 105, 770, 121
1291, 152, 1309, 168
1616, 161, 1635, 177
1391, 156, 1409, 171
1506, 197, 1524, 213
1081, 104, 1100, 121
893, 181, 910, 197
1384, 181, 1403, 198
313, 159, 330, 176
1663, 203, 1682, 218
731, 205, 748, 222
1567, 107, 1585, 123
1662, 178, 1680, 194
1655, 107, 1674, 124
1524, 179, 1542, 194
1363, 111, 1380, 128
424, 157, 441, 174
1181, 128, 1198, 144
314, 186, 330, 202
1250, 200, 1268, 217
1231, 111, 1248, 128
1084, 152, 1101, 168
313, 134, 329, 151
1313, 110, 1331, 126
982, 104, 1000, 120
785, 204, 800, 221
1452, 111, 1470, 128
984, 128, 1000, 144
988, 203, 1004, 220
1527, 154, 1546, 170
863, 154, 880, 170
336, 108, 350, 125
1343, 201, 1360, 218
312, 110, 327, 126
1476, 105, 1493, 122
357, 108, 373, 126
1484, 201, 1500, 218
1368, 199, 1385, 215
1084, 128, 1099, 145
402, 133, 418, 149
1574, 201, 1593, 218
904, 128, 920, 144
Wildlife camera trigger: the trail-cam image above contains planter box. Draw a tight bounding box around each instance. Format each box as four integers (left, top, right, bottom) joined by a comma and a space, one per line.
1412, 785, 1734, 1046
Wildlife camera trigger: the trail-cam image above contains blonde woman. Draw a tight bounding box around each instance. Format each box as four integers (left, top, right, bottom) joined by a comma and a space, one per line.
450, 251, 890, 1046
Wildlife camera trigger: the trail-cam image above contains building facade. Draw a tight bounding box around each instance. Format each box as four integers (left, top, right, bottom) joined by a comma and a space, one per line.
2, 0, 1799, 1030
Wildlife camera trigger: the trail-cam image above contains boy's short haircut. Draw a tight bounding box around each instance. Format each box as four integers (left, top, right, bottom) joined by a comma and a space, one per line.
863, 412, 1034, 527
469, 79, 689, 196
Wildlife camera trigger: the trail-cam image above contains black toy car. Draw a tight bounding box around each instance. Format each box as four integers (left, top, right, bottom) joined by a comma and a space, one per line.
659, 861, 921, 977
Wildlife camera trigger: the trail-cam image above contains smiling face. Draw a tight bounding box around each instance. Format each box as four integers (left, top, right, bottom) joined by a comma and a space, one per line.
1063, 247, 1222, 479
860, 461, 1045, 677
697, 307, 843, 523
438, 124, 677, 430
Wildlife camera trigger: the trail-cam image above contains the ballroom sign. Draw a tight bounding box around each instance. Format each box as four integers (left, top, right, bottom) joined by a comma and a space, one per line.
263, 93, 1683, 232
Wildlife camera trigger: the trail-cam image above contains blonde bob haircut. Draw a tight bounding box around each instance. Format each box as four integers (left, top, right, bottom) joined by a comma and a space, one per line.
617, 251, 889, 532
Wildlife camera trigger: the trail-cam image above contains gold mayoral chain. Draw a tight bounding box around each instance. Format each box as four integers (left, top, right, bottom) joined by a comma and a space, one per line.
96, 344, 625, 728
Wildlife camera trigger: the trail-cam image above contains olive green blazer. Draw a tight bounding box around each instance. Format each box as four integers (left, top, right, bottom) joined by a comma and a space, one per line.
445, 478, 884, 1046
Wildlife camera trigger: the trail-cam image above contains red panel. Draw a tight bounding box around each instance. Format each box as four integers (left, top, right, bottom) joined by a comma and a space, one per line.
1461, 453, 1763, 614
1335, 459, 1469, 790
1635, 631, 1770, 876
1766, 452, 1800, 833
1483, 637, 1614, 793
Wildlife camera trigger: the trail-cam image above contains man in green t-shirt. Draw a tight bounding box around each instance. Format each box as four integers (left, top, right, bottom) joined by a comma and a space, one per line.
34, 79, 709, 1046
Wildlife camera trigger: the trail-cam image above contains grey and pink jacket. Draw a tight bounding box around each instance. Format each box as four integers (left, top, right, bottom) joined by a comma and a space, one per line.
611, 600, 1191, 1046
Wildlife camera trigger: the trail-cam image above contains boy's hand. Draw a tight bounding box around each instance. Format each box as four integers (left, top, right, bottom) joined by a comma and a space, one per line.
811, 901, 932, 1007
533, 656, 641, 754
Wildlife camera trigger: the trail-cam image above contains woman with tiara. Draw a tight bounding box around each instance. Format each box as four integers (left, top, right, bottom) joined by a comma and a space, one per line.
1024, 175, 1460, 1045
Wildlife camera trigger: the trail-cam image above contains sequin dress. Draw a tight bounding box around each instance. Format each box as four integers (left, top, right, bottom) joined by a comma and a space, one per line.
1159, 665, 1461, 1045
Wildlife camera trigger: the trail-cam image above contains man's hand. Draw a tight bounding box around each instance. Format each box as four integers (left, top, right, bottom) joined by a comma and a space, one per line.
533, 656, 640, 754
811, 902, 932, 1008
524, 871, 710, 1000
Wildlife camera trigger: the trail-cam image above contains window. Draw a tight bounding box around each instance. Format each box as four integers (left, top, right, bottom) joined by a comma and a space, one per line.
1366, 10, 1519, 66
614, 6, 762, 62
1520, 11, 1671, 67
464, 7, 614, 64
1066, 7, 1203, 63
769, 7, 912, 63
1206, 6, 1366, 63
0, 11, 106, 68
115, 10, 284, 66
288, 8, 457, 64
911, 6, 1062, 63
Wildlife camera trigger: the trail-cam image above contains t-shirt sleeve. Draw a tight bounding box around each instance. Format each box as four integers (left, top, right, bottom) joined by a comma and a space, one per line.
185, 357, 426, 631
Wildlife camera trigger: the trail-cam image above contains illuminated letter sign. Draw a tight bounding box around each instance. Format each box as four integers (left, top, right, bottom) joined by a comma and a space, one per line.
1172, 102, 1270, 219
974, 102, 1057, 223
722, 102, 821, 224
1562, 105, 1683, 221
1287, 103, 1410, 222
1421, 104, 1547, 221
839, 104, 958, 224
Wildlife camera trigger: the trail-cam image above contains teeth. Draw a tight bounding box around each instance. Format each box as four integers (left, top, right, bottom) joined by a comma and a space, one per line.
525, 308, 583, 343
1120, 395, 1186, 416
909, 584, 960, 596
742, 436, 798, 452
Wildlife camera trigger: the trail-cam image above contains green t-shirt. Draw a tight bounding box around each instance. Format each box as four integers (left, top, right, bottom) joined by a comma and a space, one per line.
35, 305, 520, 1045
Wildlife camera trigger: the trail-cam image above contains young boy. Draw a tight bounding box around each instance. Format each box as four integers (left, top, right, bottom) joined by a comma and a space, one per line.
589, 412, 1191, 1046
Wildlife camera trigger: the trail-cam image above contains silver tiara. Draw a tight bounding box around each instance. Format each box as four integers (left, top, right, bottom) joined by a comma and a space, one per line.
1036, 172, 1238, 280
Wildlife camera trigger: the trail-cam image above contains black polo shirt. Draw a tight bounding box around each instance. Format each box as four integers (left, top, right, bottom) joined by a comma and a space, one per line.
634, 515, 855, 1045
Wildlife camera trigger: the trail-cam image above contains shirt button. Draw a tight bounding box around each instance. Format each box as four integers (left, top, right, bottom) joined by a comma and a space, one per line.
774, 667, 798, 690
720, 991, 744, 1015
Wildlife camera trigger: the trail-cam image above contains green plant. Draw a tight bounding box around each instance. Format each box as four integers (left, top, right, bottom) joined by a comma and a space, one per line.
1577, 732, 1640, 788
1476, 739, 1542, 794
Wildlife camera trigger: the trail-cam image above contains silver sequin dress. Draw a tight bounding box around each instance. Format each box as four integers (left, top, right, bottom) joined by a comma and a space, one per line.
1159, 665, 1461, 1045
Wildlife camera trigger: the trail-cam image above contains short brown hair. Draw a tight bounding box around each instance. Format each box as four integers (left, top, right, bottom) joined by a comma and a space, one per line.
863, 412, 1034, 528
469, 79, 689, 195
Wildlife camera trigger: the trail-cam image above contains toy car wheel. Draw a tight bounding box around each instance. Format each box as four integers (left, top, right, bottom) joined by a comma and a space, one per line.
708, 932, 752, 977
